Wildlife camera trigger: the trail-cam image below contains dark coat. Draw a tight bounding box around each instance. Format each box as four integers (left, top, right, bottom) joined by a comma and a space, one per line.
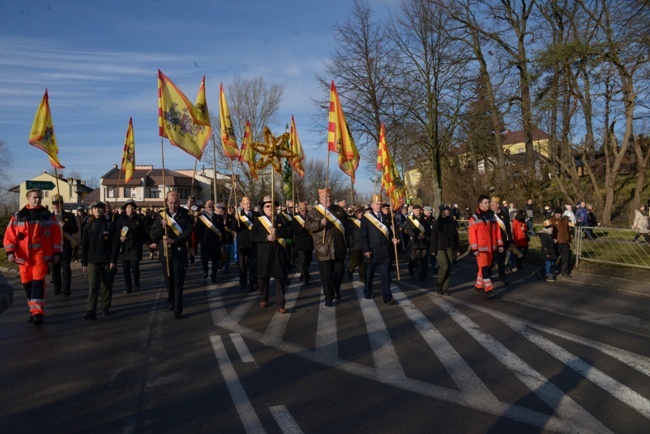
194, 211, 224, 256
232, 209, 259, 254
221, 213, 235, 244
539, 230, 557, 260
305, 204, 348, 261
117, 213, 147, 261
430, 216, 460, 253
404, 214, 430, 250
360, 212, 393, 264
56, 210, 78, 259
81, 217, 120, 266
250, 213, 293, 279
291, 212, 314, 252
150, 207, 194, 259
347, 217, 362, 251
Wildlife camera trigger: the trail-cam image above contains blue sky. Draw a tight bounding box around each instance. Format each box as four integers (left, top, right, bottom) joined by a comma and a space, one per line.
0, 0, 395, 194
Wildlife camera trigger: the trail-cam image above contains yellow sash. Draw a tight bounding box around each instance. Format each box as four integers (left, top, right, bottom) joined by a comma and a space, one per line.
239, 211, 254, 230
199, 214, 222, 238
350, 217, 361, 228
294, 214, 305, 227
364, 213, 389, 240
258, 216, 286, 248
164, 213, 183, 236
408, 215, 425, 233
283, 212, 292, 221
315, 204, 345, 236
494, 214, 506, 233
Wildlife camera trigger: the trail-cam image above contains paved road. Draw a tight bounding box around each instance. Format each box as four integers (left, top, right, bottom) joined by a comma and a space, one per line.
1, 255, 649, 433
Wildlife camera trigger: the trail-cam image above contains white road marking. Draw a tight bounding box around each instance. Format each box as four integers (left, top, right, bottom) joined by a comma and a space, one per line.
433, 296, 613, 433
353, 283, 406, 383
229, 292, 258, 324
210, 335, 264, 434
315, 295, 339, 364
263, 276, 300, 346
269, 405, 303, 434
230, 333, 255, 364
391, 286, 498, 407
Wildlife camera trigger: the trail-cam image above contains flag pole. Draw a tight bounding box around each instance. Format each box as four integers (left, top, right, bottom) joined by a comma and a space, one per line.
291, 167, 295, 213
114, 163, 122, 212
53, 167, 62, 208
160, 136, 170, 276
211, 135, 218, 204
271, 166, 275, 225
191, 158, 198, 200
388, 194, 401, 281
350, 177, 354, 207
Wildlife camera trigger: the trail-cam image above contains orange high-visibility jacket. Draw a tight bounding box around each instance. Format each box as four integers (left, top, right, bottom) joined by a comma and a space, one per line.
3, 206, 62, 263
468, 210, 503, 253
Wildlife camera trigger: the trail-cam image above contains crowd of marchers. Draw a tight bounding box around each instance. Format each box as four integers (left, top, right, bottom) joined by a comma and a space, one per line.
4, 187, 649, 323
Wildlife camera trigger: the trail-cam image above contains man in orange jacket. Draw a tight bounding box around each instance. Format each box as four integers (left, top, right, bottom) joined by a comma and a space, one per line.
468, 195, 503, 298
3, 189, 61, 324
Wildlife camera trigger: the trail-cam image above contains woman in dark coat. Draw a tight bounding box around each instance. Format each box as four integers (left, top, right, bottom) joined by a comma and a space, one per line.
117, 200, 147, 293
251, 196, 294, 313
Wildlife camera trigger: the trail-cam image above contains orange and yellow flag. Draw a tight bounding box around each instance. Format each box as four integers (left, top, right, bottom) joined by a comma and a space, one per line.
290, 115, 305, 177
158, 70, 210, 159
29, 89, 64, 169
219, 83, 239, 160
377, 123, 405, 204
239, 121, 258, 179
327, 81, 359, 182
192, 75, 213, 159
121, 118, 135, 183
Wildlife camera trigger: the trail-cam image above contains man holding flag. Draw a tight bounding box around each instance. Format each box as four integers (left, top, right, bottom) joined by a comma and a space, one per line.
150, 191, 194, 319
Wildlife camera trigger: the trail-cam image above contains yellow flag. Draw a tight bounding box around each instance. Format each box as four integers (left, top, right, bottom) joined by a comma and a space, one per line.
290, 115, 305, 177
238, 121, 258, 179
29, 89, 64, 169
377, 123, 405, 202
158, 70, 210, 159
193, 76, 212, 158
219, 83, 239, 160
327, 81, 359, 182
121, 117, 135, 183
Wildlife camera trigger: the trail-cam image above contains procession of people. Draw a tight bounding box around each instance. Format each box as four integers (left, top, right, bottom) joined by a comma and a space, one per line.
4, 186, 603, 324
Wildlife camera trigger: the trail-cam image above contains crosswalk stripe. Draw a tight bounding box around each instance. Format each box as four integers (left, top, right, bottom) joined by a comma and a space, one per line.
230, 333, 256, 364
390, 286, 498, 407
315, 296, 339, 364
446, 297, 650, 419
269, 405, 304, 434
353, 283, 406, 383
229, 293, 257, 324
210, 335, 265, 433
263, 277, 301, 346
432, 296, 613, 433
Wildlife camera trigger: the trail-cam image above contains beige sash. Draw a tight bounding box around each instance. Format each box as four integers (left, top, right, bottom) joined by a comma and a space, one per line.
259, 216, 286, 248
350, 217, 361, 228
199, 214, 222, 238
164, 213, 183, 236
294, 214, 305, 227
239, 211, 254, 230
315, 204, 345, 236
364, 213, 389, 240
408, 215, 425, 233
63, 231, 76, 247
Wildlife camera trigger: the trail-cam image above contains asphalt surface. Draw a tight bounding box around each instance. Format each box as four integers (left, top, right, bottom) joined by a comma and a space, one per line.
1, 253, 649, 434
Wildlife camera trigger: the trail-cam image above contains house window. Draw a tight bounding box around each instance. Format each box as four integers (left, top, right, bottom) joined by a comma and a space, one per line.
124, 187, 136, 198
106, 187, 116, 198
149, 189, 161, 199
178, 189, 190, 199
518, 146, 525, 154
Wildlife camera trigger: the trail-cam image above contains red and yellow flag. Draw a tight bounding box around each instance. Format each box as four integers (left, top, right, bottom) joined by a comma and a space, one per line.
219, 83, 239, 160
121, 117, 135, 183
377, 123, 405, 204
29, 89, 64, 169
192, 75, 213, 159
290, 115, 305, 177
239, 121, 258, 179
327, 81, 359, 182
158, 70, 210, 159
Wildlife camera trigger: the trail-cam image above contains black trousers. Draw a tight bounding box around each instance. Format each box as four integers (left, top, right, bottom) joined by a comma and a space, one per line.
122, 260, 140, 290
555, 243, 571, 274
317, 259, 344, 302
259, 278, 286, 307
364, 262, 392, 302
348, 249, 366, 281
162, 254, 187, 315
201, 243, 220, 280
408, 248, 428, 279
297, 250, 312, 284
238, 250, 258, 290
50, 257, 72, 294
495, 249, 508, 279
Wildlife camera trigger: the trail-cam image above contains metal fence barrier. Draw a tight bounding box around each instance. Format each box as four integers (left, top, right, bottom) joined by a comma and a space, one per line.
456, 220, 650, 271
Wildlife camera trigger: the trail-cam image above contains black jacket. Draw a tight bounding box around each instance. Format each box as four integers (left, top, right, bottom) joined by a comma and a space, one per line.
404, 214, 430, 250
55, 210, 78, 259
250, 213, 293, 279
430, 216, 460, 253
81, 217, 120, 266
117, 213, 147, 261
232, 209, 259, 254
291, 212, 314, 252
195, 211, 225, 256
150, 207, 194, 259
360, 213, 394, 264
